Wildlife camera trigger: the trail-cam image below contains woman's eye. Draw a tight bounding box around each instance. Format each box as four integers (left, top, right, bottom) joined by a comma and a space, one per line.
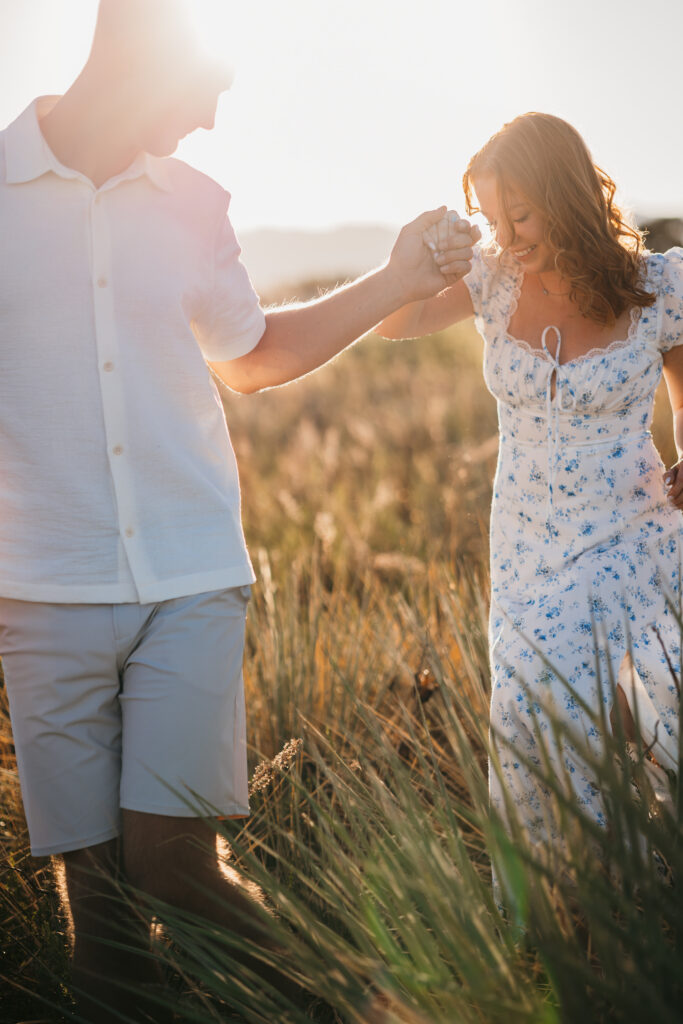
513, 214, 529, 224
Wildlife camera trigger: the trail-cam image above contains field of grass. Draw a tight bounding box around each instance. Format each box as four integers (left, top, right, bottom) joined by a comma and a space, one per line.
1, 319, 681, 1023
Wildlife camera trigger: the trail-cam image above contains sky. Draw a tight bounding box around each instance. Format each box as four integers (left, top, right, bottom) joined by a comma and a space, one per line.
1, 0, 681, 234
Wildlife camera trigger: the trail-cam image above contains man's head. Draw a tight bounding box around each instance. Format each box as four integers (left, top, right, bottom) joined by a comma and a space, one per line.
88, 0, 232, 155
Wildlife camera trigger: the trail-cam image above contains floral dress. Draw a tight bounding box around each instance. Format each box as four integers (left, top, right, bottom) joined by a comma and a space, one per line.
464, 245, 683, 845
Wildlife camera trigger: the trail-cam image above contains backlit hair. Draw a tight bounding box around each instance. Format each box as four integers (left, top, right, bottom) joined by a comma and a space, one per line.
463, 113, 655, 325
90, 1, 232, 95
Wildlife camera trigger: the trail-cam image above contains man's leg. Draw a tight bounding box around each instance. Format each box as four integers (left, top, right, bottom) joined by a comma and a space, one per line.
122, 810, 304, 1008
116, 589, 303, 1007
122, 810, 270, 940
0, 599, 146, 1019
118, 587, 262, 940
61, 838, 171, 1024
60, 814, 276, 1023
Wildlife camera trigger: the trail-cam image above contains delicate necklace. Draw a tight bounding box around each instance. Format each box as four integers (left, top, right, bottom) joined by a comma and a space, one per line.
538, 272, 570, 297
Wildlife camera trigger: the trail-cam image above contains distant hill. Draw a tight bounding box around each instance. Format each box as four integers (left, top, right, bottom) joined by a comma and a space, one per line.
641, 217, 683, 253
238, 224, 397, 300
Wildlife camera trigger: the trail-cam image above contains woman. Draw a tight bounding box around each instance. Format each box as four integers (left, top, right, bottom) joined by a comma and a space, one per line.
379, 112, 683, 855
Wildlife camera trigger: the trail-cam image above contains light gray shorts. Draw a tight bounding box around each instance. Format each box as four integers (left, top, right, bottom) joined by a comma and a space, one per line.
0, 586, 251, 857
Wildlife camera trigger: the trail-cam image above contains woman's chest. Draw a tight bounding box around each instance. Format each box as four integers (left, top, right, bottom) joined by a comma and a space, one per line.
482, 330, 661, 416
507, 304, 635, 364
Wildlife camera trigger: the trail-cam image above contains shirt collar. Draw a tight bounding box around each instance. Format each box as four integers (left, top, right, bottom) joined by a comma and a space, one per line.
139, 152, 172, 193
4, 97, 172, 192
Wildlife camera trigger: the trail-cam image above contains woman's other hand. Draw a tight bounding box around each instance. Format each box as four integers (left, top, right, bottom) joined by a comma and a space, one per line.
664, 461, 683, 510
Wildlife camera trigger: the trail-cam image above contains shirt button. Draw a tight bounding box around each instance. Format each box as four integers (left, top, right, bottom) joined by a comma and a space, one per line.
103, 361, 114, 372
112, 444, 123, 456
125, 527, 135, 538
97, 276, 108, 288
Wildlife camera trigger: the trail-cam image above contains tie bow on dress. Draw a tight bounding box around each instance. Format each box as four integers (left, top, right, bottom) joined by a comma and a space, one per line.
541, 324, 580, 523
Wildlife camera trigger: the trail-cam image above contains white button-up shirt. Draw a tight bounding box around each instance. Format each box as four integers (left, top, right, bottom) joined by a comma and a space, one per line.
0, 98, 266, 603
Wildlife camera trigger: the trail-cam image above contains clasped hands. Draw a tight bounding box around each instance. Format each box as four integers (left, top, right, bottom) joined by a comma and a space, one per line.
423, 209, 482, 277
386, 206, 481, 303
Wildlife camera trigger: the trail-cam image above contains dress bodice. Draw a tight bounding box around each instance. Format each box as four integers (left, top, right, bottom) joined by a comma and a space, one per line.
465, 245, 683, 426
464, 247, 683, 514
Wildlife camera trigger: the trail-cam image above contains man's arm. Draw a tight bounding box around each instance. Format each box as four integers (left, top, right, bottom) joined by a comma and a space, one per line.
209, 208, 474, 394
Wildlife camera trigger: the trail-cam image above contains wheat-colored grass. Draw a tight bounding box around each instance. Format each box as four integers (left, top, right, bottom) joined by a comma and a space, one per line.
1, 322, 680, 1022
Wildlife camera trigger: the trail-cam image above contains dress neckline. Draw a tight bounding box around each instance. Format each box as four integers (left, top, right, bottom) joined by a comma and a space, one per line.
503, 260, 643, 368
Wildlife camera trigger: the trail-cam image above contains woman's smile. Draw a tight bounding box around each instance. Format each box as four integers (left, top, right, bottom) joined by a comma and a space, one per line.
511, 244, 537, 261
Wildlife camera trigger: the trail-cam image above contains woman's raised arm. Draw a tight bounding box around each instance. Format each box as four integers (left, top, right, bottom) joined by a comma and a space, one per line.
376, 277, 475, 340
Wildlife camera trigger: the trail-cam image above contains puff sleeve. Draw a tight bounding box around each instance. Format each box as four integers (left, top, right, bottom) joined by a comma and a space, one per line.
463, 243, 518, 341
657, 247, 683, 353
463, 244, 486, 321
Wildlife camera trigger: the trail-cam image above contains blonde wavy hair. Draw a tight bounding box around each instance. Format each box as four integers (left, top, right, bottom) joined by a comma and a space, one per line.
463, 113, 655, 325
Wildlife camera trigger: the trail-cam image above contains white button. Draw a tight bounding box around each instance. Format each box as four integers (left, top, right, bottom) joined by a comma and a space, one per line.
112, 444, 123, 456
103, 361, 114, 372
125, 527, 135, 538
97, 276, 108, 288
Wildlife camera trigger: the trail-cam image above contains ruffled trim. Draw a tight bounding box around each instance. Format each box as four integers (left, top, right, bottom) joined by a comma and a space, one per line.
501, 259, 644, 367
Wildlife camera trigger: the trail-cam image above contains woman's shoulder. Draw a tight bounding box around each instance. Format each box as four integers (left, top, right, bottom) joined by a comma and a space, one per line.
469, 242, 520, 291
466, 243, 520, 323
642, 246, 683, 290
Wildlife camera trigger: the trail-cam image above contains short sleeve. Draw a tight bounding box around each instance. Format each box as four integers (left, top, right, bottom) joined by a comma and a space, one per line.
463, 244, 486, 320
192, 206, 266, 363
462, 243, 517, 338
656, 247, 683, 353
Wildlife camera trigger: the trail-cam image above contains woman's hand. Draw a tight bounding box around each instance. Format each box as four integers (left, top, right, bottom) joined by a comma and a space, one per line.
423, 211, 482, 282
664, 460, 683, 510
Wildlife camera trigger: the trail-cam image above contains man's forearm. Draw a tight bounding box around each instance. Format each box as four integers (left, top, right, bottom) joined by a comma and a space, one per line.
210, 262, 406, 394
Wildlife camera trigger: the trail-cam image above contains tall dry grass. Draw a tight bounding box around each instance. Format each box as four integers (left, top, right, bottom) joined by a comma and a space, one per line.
0, 320, 680, 1022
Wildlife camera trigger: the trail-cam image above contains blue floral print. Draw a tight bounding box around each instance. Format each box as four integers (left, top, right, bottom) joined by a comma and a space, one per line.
465, 245, 683, 848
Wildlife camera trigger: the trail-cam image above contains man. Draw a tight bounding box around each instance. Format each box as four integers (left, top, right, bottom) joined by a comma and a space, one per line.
0, 1, 474, 1019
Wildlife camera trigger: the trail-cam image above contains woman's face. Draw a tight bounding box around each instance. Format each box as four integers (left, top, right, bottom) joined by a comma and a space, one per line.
473, 172, 555, 274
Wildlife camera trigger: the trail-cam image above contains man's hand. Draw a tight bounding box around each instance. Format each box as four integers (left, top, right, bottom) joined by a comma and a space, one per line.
385, 207, 479, 304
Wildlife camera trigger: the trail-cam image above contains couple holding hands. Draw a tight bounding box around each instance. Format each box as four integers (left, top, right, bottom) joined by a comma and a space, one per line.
1, 0, 681, 1018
